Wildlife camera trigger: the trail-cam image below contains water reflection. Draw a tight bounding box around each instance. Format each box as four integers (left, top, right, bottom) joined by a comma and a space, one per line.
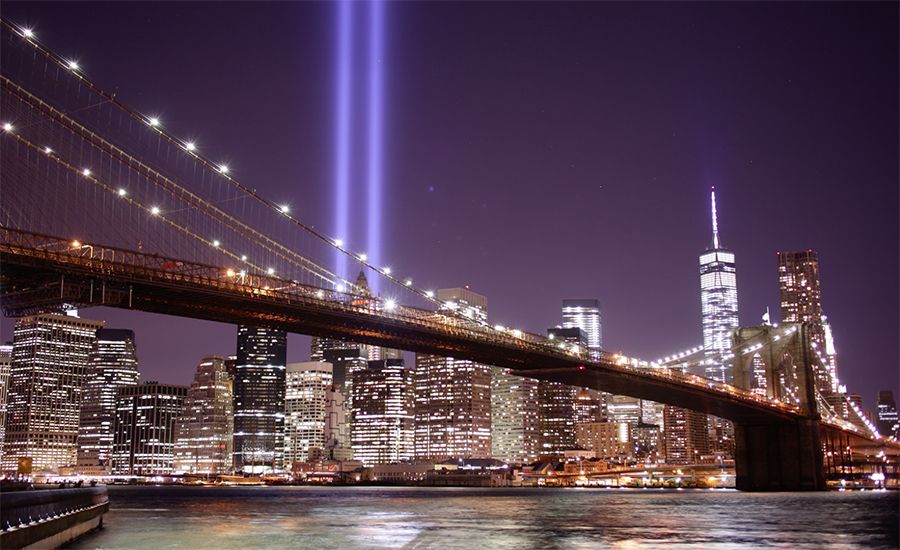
72, 486, 899, 549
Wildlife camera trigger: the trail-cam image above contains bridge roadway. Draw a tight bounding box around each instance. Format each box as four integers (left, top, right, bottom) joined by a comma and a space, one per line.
2, 229, 894, 490
0, 229, 797, 423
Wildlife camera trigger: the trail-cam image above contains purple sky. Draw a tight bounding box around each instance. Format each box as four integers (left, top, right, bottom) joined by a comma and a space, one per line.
2, 2, 897, 409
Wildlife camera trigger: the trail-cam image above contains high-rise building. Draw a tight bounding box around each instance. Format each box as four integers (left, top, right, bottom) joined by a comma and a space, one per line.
490, 367, 539, 464
173, 356, 234, 475
414, 288, 492, 460
232, 325, 287, 473
574, 388, 604, 424
3, 312, 103, 473
77, 329, 140, 475
537, 381, 577, 458
561, 299, 603, 355
663, 405, 709, 465
876, 391, 898, 438
699, 188, 739, 383
111, 382, 188, 475
777, 250, 836, 394
284, 362, 333, 465
0, 344, 11, 459
351, 358, 414, 466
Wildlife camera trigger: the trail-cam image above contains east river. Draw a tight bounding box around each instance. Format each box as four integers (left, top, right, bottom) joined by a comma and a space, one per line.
73, 486, 898, 549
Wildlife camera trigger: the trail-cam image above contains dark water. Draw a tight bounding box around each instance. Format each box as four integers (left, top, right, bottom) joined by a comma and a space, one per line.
73, 486, 898, 549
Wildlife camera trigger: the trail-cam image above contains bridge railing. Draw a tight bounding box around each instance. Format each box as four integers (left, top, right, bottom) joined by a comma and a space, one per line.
1, 228, 804, 416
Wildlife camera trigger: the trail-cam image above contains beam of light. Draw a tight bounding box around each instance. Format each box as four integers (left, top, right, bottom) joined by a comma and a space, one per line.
333, 0, 354, 280
366, 0, 386, 293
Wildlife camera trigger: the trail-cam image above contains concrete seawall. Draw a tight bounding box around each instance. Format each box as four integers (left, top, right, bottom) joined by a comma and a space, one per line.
1, 486, 109, 549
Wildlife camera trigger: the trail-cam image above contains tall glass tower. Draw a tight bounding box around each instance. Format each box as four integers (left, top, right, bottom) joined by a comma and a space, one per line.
561, 299, 603, 356
233, 325, 287, 473
77, 329, 140, 474
699, 188, 739, 383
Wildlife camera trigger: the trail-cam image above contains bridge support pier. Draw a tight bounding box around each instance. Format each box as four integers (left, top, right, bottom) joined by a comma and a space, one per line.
734, 418, 825, 491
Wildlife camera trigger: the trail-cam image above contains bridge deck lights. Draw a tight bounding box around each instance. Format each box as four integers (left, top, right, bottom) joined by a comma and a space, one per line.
2, 123, 12, 132
384, 299, 397, 311
44, 147, 53, 154
267, 268, 275, 275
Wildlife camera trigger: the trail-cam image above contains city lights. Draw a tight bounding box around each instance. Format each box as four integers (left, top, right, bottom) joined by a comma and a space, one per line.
267, 268, 275, 275
384, 299, 397, 311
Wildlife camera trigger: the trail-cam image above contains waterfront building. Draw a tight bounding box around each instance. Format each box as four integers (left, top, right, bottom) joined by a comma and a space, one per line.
111, 382, 188, 475
633, 422, 662, 463
284, 362, 333, 465
575, 421, 622, 460
0, 344, 11, 459
699, 188, 739, 383
538, 381, 577, 458
414, 288, 492, 460
777, 250, 837, 394
173, 356, 234, 475
77, 329, 140, 475
574, 388, 604, 424
232, 325, 287, 473
3, 312, 103, 473
876, 391, 899, 438
351, 358, 414, 466
490, 367, 539, 464
663, 405, 710, 465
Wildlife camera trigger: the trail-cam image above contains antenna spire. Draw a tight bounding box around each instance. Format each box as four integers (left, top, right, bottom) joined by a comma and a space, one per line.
710, 187, 720, 249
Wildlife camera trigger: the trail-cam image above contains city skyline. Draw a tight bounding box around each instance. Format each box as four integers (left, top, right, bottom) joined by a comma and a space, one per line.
0, 1, 896, 407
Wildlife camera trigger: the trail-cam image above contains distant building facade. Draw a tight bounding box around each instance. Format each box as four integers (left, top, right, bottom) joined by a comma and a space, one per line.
232, 325, 287, 473
876, 391, 898, 438
77, 329, 140, 475
3, 313, 103, 473
0, 344, 11, 459
351, 359, 414, 466
173, 356, 234, 475
414, 288, 492, 460
112, 382, 187, 475
490, 367, 539, 464
663, 405, 710, 465
284, 362, 333, 465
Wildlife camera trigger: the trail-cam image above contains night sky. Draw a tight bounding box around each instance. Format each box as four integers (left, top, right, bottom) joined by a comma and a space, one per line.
1, 2, 897, 410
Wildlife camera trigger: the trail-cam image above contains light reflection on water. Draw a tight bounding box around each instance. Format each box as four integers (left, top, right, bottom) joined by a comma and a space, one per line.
72, 486, 899, 549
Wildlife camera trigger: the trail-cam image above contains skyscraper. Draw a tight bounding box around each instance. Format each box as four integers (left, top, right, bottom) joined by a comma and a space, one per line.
699, 188, 739, 383
284, 362, 333, 465
538, 327, 585, 458
777, 250, 836, 394
77, 329, 140, 475
112, 382, 187, 475
663, 405, 710, 465
414, 288, 492, 460
173, 356, 234, 475
233, 325, 287, 473
323, 384, 352, 460
0, 344, 11, 459
490, 367, 539, 464
876, 391, 899, 438
561, 299, 603, 355
351, 358, 414, 466
3, 312, 103, 473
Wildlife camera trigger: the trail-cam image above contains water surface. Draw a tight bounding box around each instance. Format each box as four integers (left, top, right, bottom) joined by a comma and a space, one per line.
74, 486, 899, 549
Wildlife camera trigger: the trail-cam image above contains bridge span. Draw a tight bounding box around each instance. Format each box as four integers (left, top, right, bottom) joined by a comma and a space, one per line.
3, 228, 895, 491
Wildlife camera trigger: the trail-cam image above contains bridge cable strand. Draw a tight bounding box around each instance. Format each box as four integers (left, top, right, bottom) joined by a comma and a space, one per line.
0, 75, 356, 292
0, 19, 438, 307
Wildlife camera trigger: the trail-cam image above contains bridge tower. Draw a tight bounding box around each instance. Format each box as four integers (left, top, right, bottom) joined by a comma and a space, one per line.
731, 323, 825, 490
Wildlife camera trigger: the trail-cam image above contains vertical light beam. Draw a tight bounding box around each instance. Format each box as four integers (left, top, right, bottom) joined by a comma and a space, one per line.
334, 0, 354, 280
366, 0, 386, 293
